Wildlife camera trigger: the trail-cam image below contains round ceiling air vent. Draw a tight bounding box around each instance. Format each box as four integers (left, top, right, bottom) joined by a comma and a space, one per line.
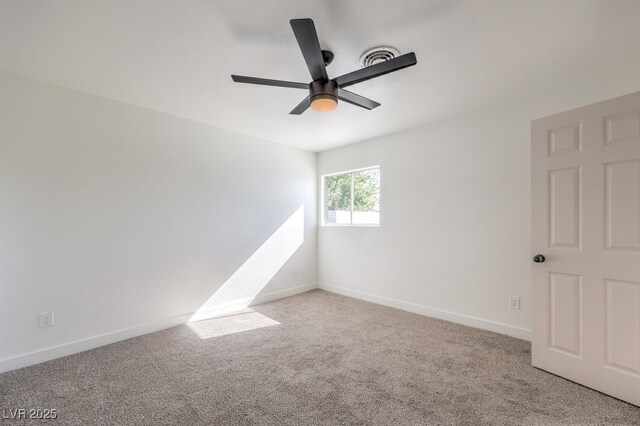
359, 46, 400, 68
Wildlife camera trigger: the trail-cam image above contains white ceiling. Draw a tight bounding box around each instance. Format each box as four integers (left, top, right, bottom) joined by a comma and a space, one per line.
2, 0, 640, 151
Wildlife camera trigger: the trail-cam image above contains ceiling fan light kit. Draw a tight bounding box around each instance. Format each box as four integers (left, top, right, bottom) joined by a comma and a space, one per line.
231, 18, 417, 115
310, 81, 338, 112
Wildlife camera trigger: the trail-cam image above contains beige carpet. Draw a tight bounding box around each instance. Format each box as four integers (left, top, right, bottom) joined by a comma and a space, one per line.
1, 289, 639, 425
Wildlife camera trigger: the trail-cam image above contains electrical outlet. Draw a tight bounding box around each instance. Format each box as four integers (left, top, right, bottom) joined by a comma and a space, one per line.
509, 296, 521, 310
39, 311, 54, 328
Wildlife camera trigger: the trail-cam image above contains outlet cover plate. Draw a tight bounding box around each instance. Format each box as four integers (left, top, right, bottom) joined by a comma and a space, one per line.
509, 296, 521, 310
39, 311, 54, 328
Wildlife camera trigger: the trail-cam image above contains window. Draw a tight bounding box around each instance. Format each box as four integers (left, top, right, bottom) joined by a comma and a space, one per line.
323, 166, 380, 226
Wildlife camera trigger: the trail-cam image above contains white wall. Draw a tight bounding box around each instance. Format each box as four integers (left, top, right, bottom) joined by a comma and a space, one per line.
0, 72, 317, 371
318, 83, 640, 340
2, 68, 638, 372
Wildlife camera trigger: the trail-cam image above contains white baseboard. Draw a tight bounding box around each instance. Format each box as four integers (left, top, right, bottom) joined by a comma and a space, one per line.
251, 282, 317, 306
0, 283, 317, 373
189, 283, 318, 322
1, 282, 529, 373
318, 283, 531, 341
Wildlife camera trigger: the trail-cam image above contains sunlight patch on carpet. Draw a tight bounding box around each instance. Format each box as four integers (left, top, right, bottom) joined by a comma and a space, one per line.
187, 308, 279, 339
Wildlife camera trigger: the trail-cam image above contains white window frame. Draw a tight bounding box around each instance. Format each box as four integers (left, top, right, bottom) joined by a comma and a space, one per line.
321, 165, 380, 227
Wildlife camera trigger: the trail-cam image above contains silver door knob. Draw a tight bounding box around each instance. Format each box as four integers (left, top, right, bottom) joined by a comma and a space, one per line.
533, 254, 545, 263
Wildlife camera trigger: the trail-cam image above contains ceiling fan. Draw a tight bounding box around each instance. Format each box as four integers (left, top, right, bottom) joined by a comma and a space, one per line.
231, 18, 418, 114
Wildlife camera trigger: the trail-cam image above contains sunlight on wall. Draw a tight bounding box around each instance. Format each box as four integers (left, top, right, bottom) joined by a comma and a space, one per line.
187, 308, 279, 339
188, 206, 304, 322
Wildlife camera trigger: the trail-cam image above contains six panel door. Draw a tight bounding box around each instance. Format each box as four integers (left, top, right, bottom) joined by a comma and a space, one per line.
532, 92, 640, 406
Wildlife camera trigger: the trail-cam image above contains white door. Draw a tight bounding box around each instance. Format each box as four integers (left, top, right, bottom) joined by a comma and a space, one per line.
532, 91, 640, 406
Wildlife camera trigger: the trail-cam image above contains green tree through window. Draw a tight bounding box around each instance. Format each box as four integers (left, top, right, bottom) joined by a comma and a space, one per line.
353, 169, 379, 212
325, 174, 352, 211
324, 167, 380, 225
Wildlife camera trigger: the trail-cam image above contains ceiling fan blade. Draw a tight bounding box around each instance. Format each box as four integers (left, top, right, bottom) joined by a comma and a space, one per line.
334, 52, 417, 88
290, 96, 311, 115
337, 89, 381, 110
231, 75, 308, 89
290, 19, 329, 82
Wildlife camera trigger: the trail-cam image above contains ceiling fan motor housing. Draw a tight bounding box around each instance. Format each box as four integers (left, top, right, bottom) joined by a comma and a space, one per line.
310, 80, 338, 102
